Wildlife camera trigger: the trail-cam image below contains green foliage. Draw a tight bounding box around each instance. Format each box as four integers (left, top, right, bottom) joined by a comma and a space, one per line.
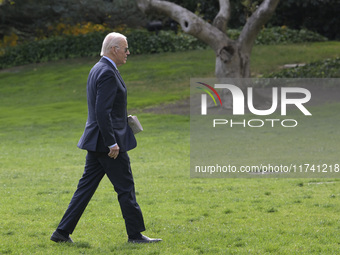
128, 30, 207, 54
266, 57, 340, 78
0, 26, 328, 70
0, 30, 207, 69
154, 0, 340, 39
227, 27, 328, 45
0, 32, 105, 68
270, 0, 340, 40
256, 27, 328, 44
0, 0, 144, 37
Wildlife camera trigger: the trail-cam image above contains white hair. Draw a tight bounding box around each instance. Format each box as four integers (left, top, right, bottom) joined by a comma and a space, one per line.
100, 32, 127, 56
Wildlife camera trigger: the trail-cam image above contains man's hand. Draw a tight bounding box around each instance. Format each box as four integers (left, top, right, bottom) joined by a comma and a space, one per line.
108, 144, 120, 159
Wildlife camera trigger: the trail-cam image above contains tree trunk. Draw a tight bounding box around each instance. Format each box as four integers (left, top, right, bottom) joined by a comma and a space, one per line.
137, 0, 280, 79
136, 0, 280, 109
214, 41, 251, 79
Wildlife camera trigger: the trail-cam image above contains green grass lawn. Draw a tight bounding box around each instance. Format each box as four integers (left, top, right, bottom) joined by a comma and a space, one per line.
1, 42, 340, 254
251, 41, 340, 75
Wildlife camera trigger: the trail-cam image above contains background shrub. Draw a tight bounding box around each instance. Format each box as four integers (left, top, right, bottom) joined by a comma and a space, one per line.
0, 32, 106, 69
0, 29, 207, 69
266, 57, 340, 78
127, 30, 207, 54
227, 26, 327, 45
0, 27, 328, 69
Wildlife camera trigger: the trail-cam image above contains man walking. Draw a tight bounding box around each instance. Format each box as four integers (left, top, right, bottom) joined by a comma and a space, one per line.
50, 32, 161, 244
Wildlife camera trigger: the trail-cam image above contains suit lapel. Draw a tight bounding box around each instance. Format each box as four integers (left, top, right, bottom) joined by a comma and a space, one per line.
113, 69, 126, 89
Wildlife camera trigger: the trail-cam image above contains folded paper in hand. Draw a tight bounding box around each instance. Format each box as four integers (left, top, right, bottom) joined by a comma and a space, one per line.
128, 115, 143, 134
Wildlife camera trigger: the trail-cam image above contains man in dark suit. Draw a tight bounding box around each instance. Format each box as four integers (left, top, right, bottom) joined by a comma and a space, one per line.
50, 32, 161, 244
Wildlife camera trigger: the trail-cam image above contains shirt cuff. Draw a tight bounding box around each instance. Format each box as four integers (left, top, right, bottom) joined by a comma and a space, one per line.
108, 143, 117, 148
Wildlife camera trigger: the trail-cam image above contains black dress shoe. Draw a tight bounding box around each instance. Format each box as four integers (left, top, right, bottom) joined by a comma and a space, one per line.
128, 234, 162, 243
50, 230, 73, 243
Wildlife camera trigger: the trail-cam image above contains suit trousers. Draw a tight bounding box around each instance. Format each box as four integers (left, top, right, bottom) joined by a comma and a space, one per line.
57, 151, 146, 236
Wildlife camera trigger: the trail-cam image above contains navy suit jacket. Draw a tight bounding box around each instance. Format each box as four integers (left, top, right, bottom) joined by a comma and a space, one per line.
77, 57, 136, 153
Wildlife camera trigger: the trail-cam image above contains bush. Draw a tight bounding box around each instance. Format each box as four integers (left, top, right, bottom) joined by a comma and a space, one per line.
0, 32, 106, 69
127, 30, 206, 54
0, 26, 328, 69
266, 58, 340, 78
0, 29, 207, 69
227, 27, 327, 45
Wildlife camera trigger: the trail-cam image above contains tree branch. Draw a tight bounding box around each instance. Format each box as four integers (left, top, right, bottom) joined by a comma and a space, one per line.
238, 0, 280, 52
136, 0, 233, 50
213, 0, 231, 32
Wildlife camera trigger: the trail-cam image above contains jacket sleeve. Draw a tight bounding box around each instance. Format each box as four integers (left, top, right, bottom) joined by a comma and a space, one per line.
95, 71, 118, 147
